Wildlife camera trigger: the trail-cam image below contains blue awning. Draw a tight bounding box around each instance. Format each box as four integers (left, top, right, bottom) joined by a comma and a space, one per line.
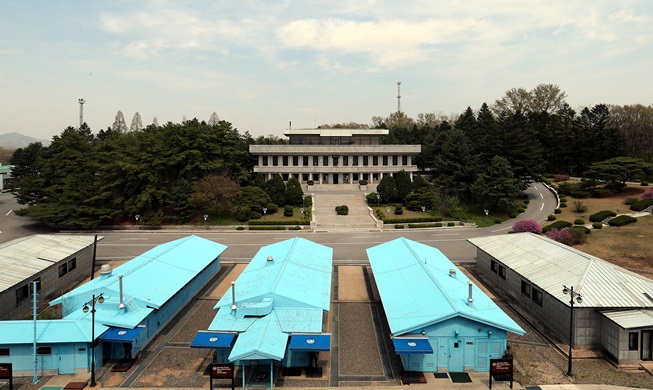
190, 331, 236, 349
288, 334, 330, 352
98, 327, 144, 343
392, 338, 433, 354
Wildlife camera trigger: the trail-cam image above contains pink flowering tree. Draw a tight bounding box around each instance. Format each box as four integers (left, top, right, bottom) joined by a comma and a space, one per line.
642, 189, 653, 200
546, 228, 574, 246
512, 219, 542, 234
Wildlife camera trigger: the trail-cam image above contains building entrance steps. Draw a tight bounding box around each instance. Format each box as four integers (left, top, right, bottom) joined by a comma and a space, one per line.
311, 188, 378, 231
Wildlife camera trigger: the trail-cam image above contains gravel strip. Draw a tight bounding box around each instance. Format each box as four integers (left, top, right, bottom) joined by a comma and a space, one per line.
170, 299, 219, 344
338, 302, 384, 376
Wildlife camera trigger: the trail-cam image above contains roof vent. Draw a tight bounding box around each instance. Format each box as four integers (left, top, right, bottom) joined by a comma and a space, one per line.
230, 281, 238, 311
118, 275, 126, 310
99, 264, 112, 276
467, 282, 474, 305
267, 256, 274, 263
449, 269, 457, 278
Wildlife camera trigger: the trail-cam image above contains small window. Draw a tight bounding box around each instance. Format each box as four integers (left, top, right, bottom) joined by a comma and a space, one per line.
282, 156, 288, 166
59, 263, 68, 277
629, 332, 639, 351
272, 156, 278, 166
490, 260, 498, 273
37, 346, 52, 355
323, 156, 329, 166
353, 156, 359, 166
363, 156, 368, 166
16, 284, 29, 303
382, 156, 388, 166
343, 156, 349, 166
521, 280, 531, 297
262, 156, 268, 166
532, 289, 543, 306
68, 258, 77, 272
498, 265, 506, 279
302, 156, 308, 166
392, 156, 398, 165
402, 155, 408, 165
0, 348, 9, 356
372, 156, 378, 166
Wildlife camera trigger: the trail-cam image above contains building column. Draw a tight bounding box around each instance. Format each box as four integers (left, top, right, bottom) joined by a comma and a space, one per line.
407, 155, 412, 166
258, 155, 263, 167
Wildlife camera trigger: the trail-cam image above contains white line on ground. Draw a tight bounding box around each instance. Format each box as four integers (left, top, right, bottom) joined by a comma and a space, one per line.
540, 204, 544, 211
119, 238, 149, 240
540, 193, 544, 199
491, 226, 513, 232
6, 209, 12, 216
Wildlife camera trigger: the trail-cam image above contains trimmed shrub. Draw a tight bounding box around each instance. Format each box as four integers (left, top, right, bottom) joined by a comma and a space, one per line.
589, 210, 617, 222
641, 181, 649, 186
547, 215, 556, 221
512, 219, 543, 234
249, 220, 309, 225
394, 224, 405, 229
608, 215, 637, 226
509, 212, 519, 218
383, 217, 443, 224
542, 220, 573, 233
249, 226, 286, 230
592, 222, 603, 229
335, 205, 349, 215
524, 199, 530, 204
394, 206, 404, 215
288, 225, 302, 230
559, 196, 567, 202
236, 226, 245, 231
359, 179, 368, 185
307, 180, 314, 186
447, 222, 455, 226
559, 202, 567, 208
283, 205, 294, 217
554, 208, 562, 214
573, 218, 585, 225
624, 197, 639, 205
568, 226, 589, 244
493, 217, 503, 224
408, 223, 443, 228
642, 189, 653, 200
435, 222, 443, 227
570, 225, 590, 235
630, 199, 653, 211
545, 228, 574, 246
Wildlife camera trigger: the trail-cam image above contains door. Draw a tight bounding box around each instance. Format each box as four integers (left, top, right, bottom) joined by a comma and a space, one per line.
448, 339, 464, 372
643, 331, 652, 360
58, 345, 76, 374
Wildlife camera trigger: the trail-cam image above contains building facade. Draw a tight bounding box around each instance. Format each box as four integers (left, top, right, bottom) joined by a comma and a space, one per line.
250, 128, 421, 185
468, 233, 653, 366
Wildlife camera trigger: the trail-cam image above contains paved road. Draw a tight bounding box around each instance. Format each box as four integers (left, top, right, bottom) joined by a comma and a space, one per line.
93, 183, 557, 263
0, 183, 557, 263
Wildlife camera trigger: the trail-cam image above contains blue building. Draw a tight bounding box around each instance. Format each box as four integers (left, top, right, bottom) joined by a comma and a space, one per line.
192, 237, 332, 387
0, 235, 227, 377
367, 237, 524, 373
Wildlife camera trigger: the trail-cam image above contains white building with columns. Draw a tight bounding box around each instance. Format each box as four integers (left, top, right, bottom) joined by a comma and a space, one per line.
250, 128, 421, 185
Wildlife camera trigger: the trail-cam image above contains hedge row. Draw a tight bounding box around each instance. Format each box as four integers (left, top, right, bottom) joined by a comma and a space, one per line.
608, 215, 637, 226
248, 220, 309, 225
589, 210, 617, 222
630, 199, 653, 212
383, 217, 443, 223
542, 220, 573, 233
248, 226, 288, 230
408, 223, 443, 228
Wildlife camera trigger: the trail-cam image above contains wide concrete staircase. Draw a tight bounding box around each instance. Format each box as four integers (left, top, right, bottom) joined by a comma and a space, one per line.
309, 185, 379, 231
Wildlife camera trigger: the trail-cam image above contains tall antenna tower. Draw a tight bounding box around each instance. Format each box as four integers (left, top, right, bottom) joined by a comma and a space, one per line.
78, 98, 86, 128
396, 82, 401, 114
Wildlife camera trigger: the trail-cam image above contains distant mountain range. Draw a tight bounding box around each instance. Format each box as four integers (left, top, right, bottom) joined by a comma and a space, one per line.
0, 132, 50, 148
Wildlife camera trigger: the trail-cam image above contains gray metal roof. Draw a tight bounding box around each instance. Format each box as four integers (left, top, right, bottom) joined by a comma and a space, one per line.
468, 233, 653, 309
283, 128, 389, 137
0, 234, 99, 292
601, 310, 653, 329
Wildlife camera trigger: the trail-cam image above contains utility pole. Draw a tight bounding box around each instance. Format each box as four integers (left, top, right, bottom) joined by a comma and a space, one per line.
397, 82, 401, 114
79, 98, 86, 128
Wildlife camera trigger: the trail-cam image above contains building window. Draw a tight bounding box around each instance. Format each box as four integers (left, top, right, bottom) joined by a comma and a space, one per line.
521, 280, 531, 297
0, 348, 9, 356
392, 156, 398, 165
59, 263, 68, 278
532, 289, 543, 306
16, 284, 29, 303
282, 156, 288, 166
363, 156, 368, 166
37, 346, 52, 355
498, 265, 506, 279
373, 156, 378, 166
303, 156, 308, 166
292, 156, 298, 166
322, 156, 328, 166
490, 260, 498, 273
383, 156, 388, 166
312, 156, 318, 166
262, 156, 268, 166
353, 156, 359, 166
343, 156, 349, 166
629, 332, 639, 351
402, 155, 408, 165
68, 258, 77, 272
272, 156, 278, 166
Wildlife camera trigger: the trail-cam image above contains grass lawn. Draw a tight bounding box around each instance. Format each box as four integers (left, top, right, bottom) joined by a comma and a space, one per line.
546, 182, 653, 272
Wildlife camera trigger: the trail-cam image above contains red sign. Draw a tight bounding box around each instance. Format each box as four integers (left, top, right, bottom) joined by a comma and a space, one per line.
210, 363, 233, 379
0, 363, 11, 379
490, 359, 512, 374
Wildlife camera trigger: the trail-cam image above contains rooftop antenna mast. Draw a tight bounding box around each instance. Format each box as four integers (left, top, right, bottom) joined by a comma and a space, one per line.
396, 82, 401, 114
78, 98, 86, 128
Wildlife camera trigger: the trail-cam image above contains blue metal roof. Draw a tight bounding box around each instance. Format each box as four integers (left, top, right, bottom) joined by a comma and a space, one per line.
392, 337, 433, 354
228, 314, 289, 361
190, 331, 236, 349
50, 235, 227, 330
215, 237, 332, 312
367, 237, 525, 336
0, 319, 102, 344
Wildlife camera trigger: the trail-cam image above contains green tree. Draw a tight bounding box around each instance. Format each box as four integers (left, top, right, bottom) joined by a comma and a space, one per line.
376, 175, 398, 203
189, 174, 241, 216
9, 142, 46, 188
284, 176, 304, 206
431, 128, 478, 198
130, 112, 143, 132
471, 156, 521, 211
394, 170, 413, 201
265, 174, 286, 206
112, 110, 128, 133
587, 157, 653, 187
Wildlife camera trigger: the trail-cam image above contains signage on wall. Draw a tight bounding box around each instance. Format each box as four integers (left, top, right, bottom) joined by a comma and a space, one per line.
489, 358, 513, 389
209, 363, 234, 390
0, 363, 13, 390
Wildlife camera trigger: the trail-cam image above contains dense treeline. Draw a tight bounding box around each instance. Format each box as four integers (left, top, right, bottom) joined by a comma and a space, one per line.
9, 84, 653, 228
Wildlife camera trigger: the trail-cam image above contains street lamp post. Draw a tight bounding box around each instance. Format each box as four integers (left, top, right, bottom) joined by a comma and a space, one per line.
421, 206, 426, 212
135, 214, 140, 225
376, 194, 380, 208
562, 285, 583, 376
302, 195, 305, 209
203, 214, 208, 227
83, 293, 105, 387
263, 208, 267, 217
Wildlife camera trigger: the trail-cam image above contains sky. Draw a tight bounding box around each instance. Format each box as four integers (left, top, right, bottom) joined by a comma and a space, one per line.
1, 1, 652, 141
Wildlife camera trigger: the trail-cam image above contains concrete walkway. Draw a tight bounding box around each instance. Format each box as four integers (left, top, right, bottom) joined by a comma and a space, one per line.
311, 185, 378, 231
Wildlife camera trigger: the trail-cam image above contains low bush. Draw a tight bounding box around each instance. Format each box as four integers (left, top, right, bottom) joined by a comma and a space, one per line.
568, 226, 589, 244
307, 180, 314, 186
624, 197, 639, 205
542, 220, 573, 233
284, 205, 294, 217
288, 225, 302, 230
573, 218, 585, 225
383, 217, 443, 224
641, 181, 649, 186
559, 196, 567, 203
547, 215, 556, 221
589, 210, 617, 222
249, 226, 287, 230
592, 222, 603, 229
394, 206, 404, 215
630, 199, 653, 211
408, 223, 443, 228
249, 220, 309, 225
359, 179, 368, 185
493, 217, 503, 224
447, 222, 455, 226
512, 219, 543, 234
545, 228, 574, 245
335, 205, 349, 215
394, 224, 405, 229
236, 226, 245, 230
524, 199, 530, 204
509, 212, 519, 218
559, 202, 567, 208
608, 215, 637, 226
553, 174, 569, 182
554, 208, 562, 214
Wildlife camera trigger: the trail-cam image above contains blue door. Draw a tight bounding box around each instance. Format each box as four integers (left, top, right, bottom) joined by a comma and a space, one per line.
58, 345, 76, 374
448, 339, 464, 372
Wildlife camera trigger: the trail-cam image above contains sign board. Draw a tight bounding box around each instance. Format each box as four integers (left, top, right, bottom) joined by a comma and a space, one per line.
209, 363, 234, 390
489, 358, 513, 389
0, 363, 11, 379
